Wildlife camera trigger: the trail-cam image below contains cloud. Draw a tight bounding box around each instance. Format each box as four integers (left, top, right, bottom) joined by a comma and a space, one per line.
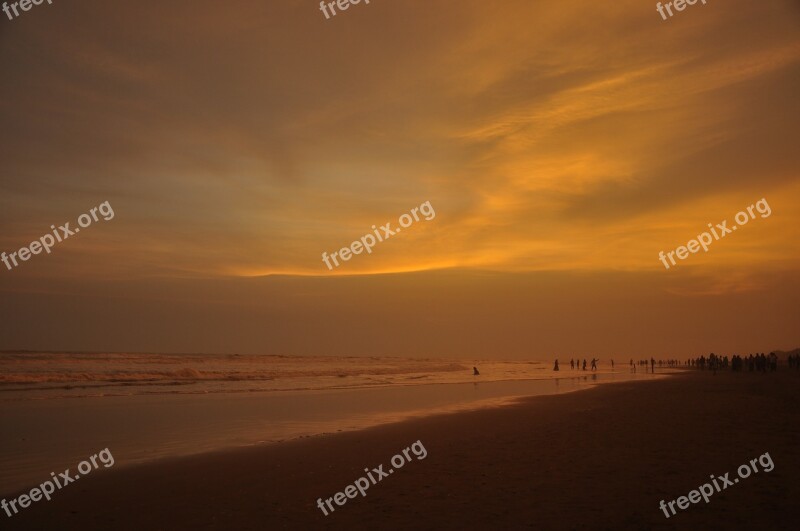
0, 0, 798, 281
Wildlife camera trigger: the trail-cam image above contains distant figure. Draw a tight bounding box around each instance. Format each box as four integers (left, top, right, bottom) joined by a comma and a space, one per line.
582, 359, 587, 371
570, 358, 575, 370
473, 366, 480, 376
611, 359, 615, 369
650, 357, 655, 373
553, 359, 560, 371
591, 358, 598, 371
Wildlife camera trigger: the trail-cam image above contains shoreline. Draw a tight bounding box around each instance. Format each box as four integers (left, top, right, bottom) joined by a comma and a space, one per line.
5, 369, 799, 529
0, 370, 666, 495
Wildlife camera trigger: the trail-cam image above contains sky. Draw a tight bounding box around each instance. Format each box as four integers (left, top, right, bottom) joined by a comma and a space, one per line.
1, 0, 798, 359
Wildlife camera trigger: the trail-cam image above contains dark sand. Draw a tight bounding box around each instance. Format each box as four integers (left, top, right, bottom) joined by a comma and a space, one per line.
5, 370, 800, 530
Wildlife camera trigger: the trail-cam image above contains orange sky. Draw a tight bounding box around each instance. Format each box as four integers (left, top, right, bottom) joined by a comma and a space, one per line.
1, 0, 798, 358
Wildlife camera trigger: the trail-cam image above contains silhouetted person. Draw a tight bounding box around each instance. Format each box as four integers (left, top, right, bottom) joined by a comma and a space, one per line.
582, 359, 587, 371
553, 359, 559, 371
473, 366, 480, 376
611, 359, 615, 369
591, 358, 598, 371
570, 358, 575, 370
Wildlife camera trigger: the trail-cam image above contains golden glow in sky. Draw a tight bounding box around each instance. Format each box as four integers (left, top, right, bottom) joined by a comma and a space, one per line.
1, 0, 798, 357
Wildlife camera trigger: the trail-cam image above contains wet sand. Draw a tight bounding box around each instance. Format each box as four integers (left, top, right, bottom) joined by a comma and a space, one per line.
0, 371, 657, 494
5, 370, 800, 530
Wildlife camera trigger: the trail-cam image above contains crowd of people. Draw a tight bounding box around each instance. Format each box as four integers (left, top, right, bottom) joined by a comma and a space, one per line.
556, 357, 685, 373
689, 352, 780, 373
549, 352, 797, 374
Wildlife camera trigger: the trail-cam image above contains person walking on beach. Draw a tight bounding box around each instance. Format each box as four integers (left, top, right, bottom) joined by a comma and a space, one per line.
611, 359, 615, 370
553, 359, 559, 371
582, 359, 587, 371
591, 358, 598, 371
650, 357, 655, 373
473, 366, 480, 376
570, 358, 575, 370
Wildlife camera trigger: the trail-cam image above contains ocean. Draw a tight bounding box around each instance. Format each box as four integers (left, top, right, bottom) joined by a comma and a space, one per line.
0, 352, 664, 494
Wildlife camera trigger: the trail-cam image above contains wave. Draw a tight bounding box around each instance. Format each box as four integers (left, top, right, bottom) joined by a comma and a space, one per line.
0, 352, 555, 401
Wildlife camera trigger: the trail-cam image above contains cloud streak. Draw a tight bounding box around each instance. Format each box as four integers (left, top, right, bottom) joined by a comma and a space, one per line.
0, 0, 798, 282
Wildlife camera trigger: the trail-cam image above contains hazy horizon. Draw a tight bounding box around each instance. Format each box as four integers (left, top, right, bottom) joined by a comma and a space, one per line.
2, 268, 798, 359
